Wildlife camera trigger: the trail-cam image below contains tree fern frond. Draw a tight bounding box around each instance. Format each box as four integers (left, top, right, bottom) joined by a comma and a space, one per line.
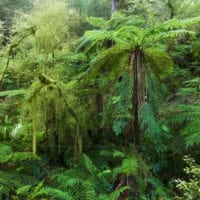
149, 30, 195, 42
81, 180, 97, 200
179, 87, 196, 96
145, 47, 173, 78
80, 44, 128, 79
0, 143, 13, 160
181, 121, 200, 147
113, 157, 138, 176
85, 30, 114, 43
162, 16, 200, 30
113, 25, 142, 46
35, 187, 74, 200
91, 44, 128, 65
0, 152, 41, 164
109, 186, 130, 200
0, 89, 27, 97
86, 17, 107, 29
82, 154, 98, 176
77, 30, 114, 53
167, 104, 200, 123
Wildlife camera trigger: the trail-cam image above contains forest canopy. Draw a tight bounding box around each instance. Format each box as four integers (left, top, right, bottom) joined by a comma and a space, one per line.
0, 0, 200, 199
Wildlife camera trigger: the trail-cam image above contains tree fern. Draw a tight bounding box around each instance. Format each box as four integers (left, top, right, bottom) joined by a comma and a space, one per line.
165, 76, 200, 148
167, 104, 200, 147
76, 11, 200, 147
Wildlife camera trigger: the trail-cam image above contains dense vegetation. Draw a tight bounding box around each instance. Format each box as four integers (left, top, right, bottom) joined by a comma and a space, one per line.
0, 0, 200, 199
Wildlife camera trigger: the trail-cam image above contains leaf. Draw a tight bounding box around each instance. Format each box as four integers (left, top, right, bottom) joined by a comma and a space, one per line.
113, 150, 125, 158
0, 89, 27, 97
86, 17, 107, 29
16, 185, 32, 195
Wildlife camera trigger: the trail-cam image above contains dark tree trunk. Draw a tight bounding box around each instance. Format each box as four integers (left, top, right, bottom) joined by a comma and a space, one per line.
112, 0, 118, 13
167, 0, 174, 19
130, 50, 145, 147
96, 89, 103, 114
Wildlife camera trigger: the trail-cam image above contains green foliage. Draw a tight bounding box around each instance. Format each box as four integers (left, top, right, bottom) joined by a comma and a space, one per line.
145, 47, 174, 78
175, 156, 200, 200
86, 16, 107, 29
102, 73, 132, 136
69, 0, 111, 19
1, 1, 200, 200
0, 142, 40, 164
13, 0, 79, 54
0, 152, 40, 164
0, 143, 13, 160
145, 177, 172, 200
166, 77, 200, 148
0, 170, 38, 200
30, 153, 132, 200
16, 185, 32, 196
139, 102, 171, 173
0, 89, 26, 97
114, 157, 138, 176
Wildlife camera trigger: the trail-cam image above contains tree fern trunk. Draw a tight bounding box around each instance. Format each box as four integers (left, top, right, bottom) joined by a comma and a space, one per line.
131, 50, 145, 146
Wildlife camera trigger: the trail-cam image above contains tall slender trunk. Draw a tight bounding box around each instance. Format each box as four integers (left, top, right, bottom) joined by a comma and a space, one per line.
32, 109, 37, 155
131, 50, 145, 147
167, 0, 174, 19
0, 56, 10, 91
112, 0, 118, 13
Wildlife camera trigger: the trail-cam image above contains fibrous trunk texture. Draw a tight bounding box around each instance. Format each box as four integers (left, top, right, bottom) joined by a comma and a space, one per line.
131, 50, 145, 146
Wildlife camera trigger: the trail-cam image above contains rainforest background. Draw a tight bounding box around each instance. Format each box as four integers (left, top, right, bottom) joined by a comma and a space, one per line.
0, 0, 200, 199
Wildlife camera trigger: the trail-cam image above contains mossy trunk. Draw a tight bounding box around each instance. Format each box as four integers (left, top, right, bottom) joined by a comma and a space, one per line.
0, 56, 10, 91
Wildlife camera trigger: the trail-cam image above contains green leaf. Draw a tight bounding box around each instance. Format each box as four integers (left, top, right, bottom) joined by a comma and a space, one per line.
16, 185, 32, 195
0, 89, 27, 97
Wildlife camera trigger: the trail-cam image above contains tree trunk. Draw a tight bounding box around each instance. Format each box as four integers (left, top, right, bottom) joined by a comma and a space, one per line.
112, 0, 118, 13
167, 0, 174, 19
32, 110, 37, 155
0, 56, 10, 91
131, 50, 145, 147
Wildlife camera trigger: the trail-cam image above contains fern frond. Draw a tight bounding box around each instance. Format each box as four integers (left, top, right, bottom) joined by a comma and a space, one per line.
0, 143, 13, 160
145, 47, 173, 78
82, 154, 98, 176
113, 157, 138, 176
86, 17, 107, 29
113, 25, 142, 46
146, 177, 170, 200
80, 44, 128, 79
34, 187, 74, 200
168, 104, 200, 123
148, 30, 195, 42
0, 89, 27, 97
162, 16, 200, 30
109, 186, 130, 200
0, 152, 41, 164
181, 121, 200, 147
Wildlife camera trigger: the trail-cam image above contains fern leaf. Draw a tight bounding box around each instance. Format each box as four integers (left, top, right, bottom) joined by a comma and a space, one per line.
0, 89, 26, 97
86, 17, 107, 29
